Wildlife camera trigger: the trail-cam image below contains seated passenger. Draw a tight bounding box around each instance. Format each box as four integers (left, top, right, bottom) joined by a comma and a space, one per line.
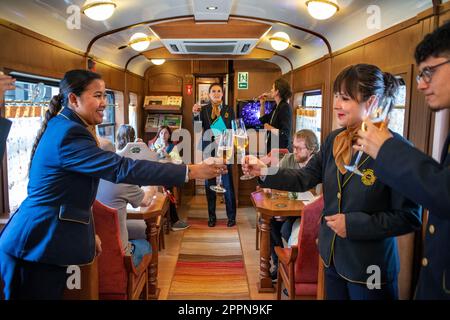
96, 132, 153, 267
270, 129, 320, 280
149, 125, 182, 163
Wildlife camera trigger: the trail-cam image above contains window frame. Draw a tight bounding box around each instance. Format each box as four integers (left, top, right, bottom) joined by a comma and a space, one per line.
96, 90, 116, 144
384, 64, 413, 140
1, 72, 60, 216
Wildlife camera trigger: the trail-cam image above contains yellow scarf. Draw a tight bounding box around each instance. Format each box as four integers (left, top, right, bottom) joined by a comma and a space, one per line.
333, 124, 361, 175
211, 103, 221, 120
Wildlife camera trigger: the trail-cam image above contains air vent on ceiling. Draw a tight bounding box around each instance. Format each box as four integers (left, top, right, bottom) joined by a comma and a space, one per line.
161, 39, 258, 55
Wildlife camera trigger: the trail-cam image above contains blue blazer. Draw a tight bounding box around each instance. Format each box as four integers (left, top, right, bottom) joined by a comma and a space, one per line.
261, 128, 422, 284
374, 132, 450, 299
193, 103, 235, 153
0, 117, 12, 160
0, 107, 186, 266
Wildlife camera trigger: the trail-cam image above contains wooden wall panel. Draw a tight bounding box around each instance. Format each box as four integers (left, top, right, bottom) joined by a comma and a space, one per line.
192, 60, 228, 75
0, 25, 83, 79
233, 60, 281, 101
0, 23, 144, 123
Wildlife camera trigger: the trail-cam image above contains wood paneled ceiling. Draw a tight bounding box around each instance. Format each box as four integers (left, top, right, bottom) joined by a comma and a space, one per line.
149, 18, 272, 39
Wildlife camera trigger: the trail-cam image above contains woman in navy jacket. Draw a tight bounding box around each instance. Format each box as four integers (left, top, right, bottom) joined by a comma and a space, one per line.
0, 69, 225, 299
245, 64, 422, 300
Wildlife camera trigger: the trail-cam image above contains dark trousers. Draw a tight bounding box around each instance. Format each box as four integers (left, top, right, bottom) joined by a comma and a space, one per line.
325, 262, 398, 300
205, 164, 236, 221
0, 250, 67, 300
270, 217, 296, 271
166, 186, 180, 224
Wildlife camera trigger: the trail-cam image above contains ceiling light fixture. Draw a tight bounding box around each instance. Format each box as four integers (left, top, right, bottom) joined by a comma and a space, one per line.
269, 32, 291, 51
129, 33, 151, 52
82, 0, 117, 21
206, 6, 218, 10
151, 59, 166, 65
306, 0, 339, 20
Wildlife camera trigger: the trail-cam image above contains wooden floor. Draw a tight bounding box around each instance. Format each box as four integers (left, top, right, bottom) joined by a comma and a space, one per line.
157, 194, 277, 300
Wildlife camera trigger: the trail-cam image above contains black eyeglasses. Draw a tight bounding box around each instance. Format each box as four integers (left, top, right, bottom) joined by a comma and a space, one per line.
416, 60, 450, 84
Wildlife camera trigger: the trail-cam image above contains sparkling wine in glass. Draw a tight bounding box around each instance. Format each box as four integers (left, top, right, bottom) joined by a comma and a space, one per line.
210, 129, 234, 193
232, 118, 254, 180
344, 95, 393, 176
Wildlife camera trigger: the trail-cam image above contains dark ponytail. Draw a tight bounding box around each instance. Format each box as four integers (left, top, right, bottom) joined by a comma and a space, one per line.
383, 72, 400, 99
29, 69, 101, 171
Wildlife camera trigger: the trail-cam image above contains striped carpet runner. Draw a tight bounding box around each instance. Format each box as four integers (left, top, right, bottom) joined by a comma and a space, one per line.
167, 217, 250, 299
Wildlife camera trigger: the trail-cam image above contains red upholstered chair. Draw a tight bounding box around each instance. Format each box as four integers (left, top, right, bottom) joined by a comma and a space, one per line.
93, 200, 151, 300
275, 195, 324, 300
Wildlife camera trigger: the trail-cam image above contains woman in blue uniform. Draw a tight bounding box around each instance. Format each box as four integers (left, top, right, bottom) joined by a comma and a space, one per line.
244, 64, 422, 300
0, 69, 225, 299
192, 83, 237, 227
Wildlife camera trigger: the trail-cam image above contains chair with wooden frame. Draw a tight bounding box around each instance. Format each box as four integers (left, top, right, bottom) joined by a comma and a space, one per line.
275, 196, 324, 300
93, 200, 151, 300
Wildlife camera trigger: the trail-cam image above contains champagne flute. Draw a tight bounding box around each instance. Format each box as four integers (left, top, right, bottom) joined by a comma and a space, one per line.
344, 95, 393, 176
210, 129, 234, 193
232, 118, 254, 180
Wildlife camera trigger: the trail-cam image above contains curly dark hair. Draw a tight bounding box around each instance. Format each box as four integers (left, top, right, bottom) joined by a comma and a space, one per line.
415, 20, 450, 64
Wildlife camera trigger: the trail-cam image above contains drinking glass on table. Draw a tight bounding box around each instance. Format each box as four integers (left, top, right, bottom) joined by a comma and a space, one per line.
231, 118, 254, 180
210, 129, 234, 193
344, 95, 393, 176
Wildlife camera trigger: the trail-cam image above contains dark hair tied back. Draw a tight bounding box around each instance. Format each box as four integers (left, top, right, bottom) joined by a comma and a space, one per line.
383, 72, 400, 99
29, 69, 102, 173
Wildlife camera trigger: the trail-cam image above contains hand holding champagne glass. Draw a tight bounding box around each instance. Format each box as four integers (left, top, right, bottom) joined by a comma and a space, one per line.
231, 118, 254, 180
210, 129, 234, 193
344, 95, 393, 176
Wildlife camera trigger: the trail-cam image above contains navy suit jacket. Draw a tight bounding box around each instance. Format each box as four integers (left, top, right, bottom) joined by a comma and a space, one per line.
194, 103, 235, 154
259, 100, 292, 152
261, 128, 422, 283
0, 107, 186, 266
375, 132, 450, 299
0, 117, 12, 160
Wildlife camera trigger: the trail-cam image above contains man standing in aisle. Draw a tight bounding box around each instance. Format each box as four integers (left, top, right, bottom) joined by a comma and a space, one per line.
356, 21, 450, 299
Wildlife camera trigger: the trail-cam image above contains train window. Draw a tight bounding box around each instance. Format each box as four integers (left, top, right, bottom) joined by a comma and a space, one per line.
4, 75, 59, 213
129, 92, 138, 136
295, 90, 322, 143
97, 90, 116, 143
388, 77, 407, 137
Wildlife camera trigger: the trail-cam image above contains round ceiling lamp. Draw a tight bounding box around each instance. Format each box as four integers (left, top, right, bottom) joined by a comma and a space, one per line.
82, 0, 117, 21
129, 33, 151, 52
306, 0, 339, 20
269, 32, 291, 51
151, 59, 166, 66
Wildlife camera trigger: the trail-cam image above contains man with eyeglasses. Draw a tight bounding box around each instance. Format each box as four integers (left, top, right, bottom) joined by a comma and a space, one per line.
355, 21, 450, 299
0, 72, 16, 160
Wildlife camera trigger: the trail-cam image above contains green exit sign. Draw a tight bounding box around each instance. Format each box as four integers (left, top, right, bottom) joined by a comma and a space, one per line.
238, 72, 248, 89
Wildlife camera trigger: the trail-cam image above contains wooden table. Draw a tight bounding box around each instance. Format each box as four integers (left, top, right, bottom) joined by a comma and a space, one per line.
127, 192, 170, 299
251, 190, 304, 293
